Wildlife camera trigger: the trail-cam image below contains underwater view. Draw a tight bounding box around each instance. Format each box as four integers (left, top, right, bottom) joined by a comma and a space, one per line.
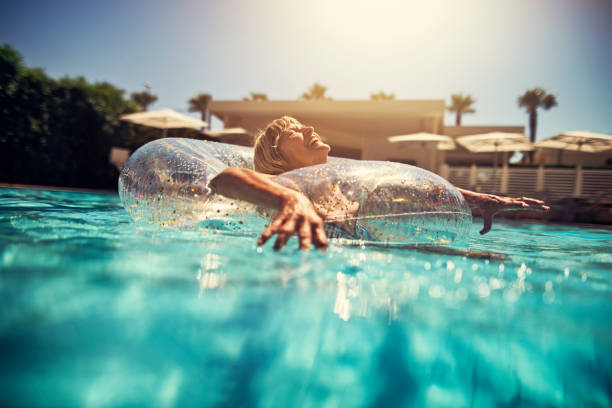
1, 187, 611, 407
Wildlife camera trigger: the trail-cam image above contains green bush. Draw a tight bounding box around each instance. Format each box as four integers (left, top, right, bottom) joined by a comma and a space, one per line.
0, 44, 174, 189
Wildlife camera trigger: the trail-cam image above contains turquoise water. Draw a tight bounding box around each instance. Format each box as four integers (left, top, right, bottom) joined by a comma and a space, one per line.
1, 187, 611, 407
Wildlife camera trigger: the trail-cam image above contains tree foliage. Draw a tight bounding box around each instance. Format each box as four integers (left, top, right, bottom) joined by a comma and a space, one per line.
518, 87, 557, 162
447, 93, 476, 126
518, 87, 557, 142
188, 92, 212, 122
300, 82, 332, 100
0, 44, 165, 189
130, 91, 158, 110
370, 91, 395, 101
242, 92, 268, 102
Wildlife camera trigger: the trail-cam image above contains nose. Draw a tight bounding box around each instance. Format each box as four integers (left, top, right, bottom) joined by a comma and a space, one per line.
303, 127, 314, 137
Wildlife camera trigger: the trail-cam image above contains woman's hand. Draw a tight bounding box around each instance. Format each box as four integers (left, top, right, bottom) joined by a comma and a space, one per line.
258, 190, 329, 251
469, 193, 550, 234
210, 167, 328, 251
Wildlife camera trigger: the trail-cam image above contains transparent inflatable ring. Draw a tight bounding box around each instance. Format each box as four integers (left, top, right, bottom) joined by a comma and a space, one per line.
119, 138, 472, 246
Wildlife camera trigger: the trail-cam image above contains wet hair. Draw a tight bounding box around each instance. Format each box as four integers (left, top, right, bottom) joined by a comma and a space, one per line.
253, 116, 300, 174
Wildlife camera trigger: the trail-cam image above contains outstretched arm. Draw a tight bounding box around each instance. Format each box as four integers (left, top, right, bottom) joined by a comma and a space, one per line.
457, 188, 550, 235
209, 167, 328, 250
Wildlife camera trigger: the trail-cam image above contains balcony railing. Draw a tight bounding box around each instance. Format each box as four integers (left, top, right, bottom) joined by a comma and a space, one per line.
445, 166, 612, 202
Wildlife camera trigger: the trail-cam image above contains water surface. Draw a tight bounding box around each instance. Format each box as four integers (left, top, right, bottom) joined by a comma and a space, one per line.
1, 187, 610, 407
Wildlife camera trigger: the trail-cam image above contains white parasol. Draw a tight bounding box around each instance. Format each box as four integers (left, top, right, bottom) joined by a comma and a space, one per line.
388, 132, 456, 150
456, 132, 534, 153
457, 132, 534, 193
535, 130, 612, 196
534, 130, 612, 153
388, 132, 455, 173
120, 108, 208, 137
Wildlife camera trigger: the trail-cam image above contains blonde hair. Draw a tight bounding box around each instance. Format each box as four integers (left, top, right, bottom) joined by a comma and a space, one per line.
253, 116, 300, 174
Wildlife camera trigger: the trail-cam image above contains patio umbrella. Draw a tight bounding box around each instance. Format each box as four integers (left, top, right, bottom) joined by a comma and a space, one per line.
202, 128, 251, 146
201, 128, 248, 138
457, 132, 534, 192
456, 132, 534, 153
457, 132, 533, 168
120, 108, 208, 137
534, 130, 612, 153
535, 131, 612, 196
387, 132, 456, 150
388, 133, 455, 173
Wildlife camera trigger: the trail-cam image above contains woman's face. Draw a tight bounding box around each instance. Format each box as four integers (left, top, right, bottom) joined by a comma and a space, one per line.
278, 121, 330, 171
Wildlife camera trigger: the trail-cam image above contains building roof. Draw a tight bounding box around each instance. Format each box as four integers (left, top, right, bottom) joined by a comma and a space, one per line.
209, 100, 446, 155
209, 100, 445, 120
206, 99, 529, 166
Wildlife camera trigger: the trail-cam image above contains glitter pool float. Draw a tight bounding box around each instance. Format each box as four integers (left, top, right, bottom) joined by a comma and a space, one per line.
119, 138, 472, 245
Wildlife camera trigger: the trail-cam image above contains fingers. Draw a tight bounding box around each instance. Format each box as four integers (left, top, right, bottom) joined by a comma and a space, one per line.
503, 198, 529, 209
312, 222, 329, 249
498, 196, 550, 212
521, 197, 545, 205
480, 214, 493, 235
521, 197, 550, 211
514, 197, 550, 211
259, 215, 326, 251
258, 202, 329, 251
258, 214, 287, 246
273, 232, 291, 250
298, 219, 312, 250
273, 218, 297, 251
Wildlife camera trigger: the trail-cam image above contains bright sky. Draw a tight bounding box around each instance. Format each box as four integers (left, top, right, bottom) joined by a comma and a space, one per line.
1, 0, 610, 138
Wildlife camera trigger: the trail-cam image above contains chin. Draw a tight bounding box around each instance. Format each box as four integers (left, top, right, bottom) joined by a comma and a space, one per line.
317, 150, 330, 164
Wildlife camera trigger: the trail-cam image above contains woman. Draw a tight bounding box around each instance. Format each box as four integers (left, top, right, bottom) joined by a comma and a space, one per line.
209, 116, 549, 251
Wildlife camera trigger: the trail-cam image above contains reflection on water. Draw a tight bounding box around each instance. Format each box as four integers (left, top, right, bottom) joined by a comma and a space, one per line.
197, 253, 224, 295
334, 272, 358, 321
328, 254, 567, 324
0, 188, 611, 407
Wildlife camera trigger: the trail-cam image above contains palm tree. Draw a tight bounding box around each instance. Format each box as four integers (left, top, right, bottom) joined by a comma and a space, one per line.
130, 91, 158, 111
242, 92, 268, 101
188, 93, 212, 129
518, 88, 557, 163
447, 93, 476, 125
518, 88, 557, 144
370, 91, 395, 101
300, 82, 332, 100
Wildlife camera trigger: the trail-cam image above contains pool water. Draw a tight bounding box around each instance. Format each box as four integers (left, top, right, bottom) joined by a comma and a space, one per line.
1, 187, 611, 407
